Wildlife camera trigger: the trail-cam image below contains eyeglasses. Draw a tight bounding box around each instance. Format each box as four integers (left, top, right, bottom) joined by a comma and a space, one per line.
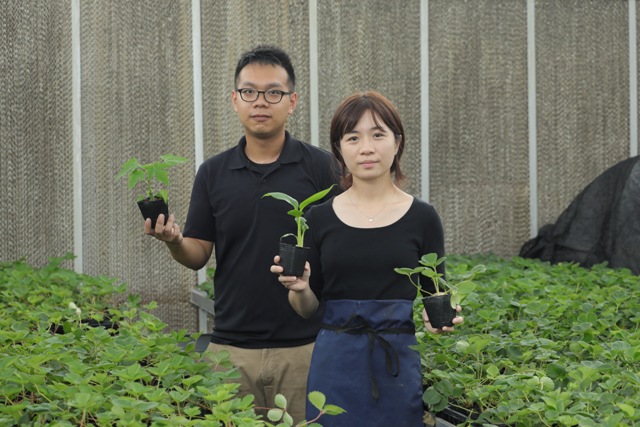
236, 88, 291, 104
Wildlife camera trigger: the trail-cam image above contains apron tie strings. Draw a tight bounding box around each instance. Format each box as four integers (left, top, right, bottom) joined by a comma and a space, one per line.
321, 314, 415, 400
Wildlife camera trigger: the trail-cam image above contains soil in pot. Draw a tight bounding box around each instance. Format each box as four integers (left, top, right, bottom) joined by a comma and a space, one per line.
422, 294, 456, 328
279, 242, 309, 277
137, 198, 169, 228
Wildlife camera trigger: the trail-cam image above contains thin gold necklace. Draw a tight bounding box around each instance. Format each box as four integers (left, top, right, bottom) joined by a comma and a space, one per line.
347, 191, 391, 222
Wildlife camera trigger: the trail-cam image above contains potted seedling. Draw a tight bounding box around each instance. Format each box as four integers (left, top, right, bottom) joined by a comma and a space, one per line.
395, 253, 485, 328
263, 185, 335, 276
116, 154, 188, 228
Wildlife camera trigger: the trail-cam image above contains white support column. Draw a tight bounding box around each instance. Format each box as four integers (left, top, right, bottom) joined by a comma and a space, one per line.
527, 0, 538, 237
72, 0, 83, 273
192, 0, 204, 169
630, 0, 638, 157
192, 0, 207, 285
420, 0, 430, 202
309, 0, 319, 147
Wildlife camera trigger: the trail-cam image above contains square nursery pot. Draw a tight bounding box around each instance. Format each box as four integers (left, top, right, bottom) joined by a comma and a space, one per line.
49, 317, 119, 335
279, 241, 309, 277
436, 405, 478, 426
422, 294, 456, 329
178, 333, 212, 353
137, 198, 168, 228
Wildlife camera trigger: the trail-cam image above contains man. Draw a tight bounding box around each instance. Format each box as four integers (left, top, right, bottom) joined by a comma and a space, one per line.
146, 45, 339, 421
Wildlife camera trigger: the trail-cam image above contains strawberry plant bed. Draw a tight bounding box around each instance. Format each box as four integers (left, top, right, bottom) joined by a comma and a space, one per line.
417, 255, 640, 426
0, 254, 343, 426
0, 255, 265, 425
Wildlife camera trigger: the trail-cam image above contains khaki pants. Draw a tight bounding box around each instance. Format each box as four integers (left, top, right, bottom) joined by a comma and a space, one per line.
206, 342, 314, 423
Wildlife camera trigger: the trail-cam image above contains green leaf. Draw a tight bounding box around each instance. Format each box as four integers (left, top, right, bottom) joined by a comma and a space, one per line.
456, 281, 476, 294
545, 363, 568, 379
274, 393, 287, 409
299, 185, 335, 211
422, 388, 442, 405
68, 392, 93, 409
470, 264, 486, 274
297, 216, 308, 233
394, 267, 423, 275
450, 293, 461, 308
113, 363, 150, 382
286, 208, 302, 218
616, 403, 634, 417
307, 391, 326, 410
267, 408, 284, 421
323, 404, 346, 415
160, 154, 188, 166
280, 233, 298, 245
184, 406, 201, 417
262, 192, 299, 210
128, 169, 146, 190
153, 167, 170, 186
115, 158, 140, 180
182, 374, 203, 387
169, 389, 191, 403
143, 388, 166, 402
420, 253, 440, 265
157, 189, 168, 203
283, 412, 294, 425
486, 364, 500, 379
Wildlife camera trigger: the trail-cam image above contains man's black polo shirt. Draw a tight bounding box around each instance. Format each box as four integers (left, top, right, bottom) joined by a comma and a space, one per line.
183, 132, 339, 348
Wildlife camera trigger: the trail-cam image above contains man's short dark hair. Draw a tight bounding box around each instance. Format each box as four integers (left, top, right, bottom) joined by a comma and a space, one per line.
234, 45, 296, 92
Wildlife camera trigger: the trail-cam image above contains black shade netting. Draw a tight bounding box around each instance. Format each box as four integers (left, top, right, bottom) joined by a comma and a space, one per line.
520, 156, 640, 275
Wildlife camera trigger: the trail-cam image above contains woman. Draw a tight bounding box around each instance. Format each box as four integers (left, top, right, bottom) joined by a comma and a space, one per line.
271, 91, 463, 426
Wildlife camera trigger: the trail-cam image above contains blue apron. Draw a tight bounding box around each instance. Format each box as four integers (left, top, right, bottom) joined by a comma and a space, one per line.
306, 299, 424, 426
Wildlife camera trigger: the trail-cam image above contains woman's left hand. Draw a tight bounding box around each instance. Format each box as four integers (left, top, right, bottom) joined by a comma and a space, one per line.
423, 305, 463, 334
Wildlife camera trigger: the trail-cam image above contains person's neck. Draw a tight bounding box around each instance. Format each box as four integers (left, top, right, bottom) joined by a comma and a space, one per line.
244, 132, 286, 164
349, 179, 397, 203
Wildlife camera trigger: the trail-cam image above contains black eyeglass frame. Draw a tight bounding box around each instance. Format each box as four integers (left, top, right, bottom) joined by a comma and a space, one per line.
236, 88, 292, 104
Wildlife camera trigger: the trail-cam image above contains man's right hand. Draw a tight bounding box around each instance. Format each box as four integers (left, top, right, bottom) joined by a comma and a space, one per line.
144, 213, 213, 271
145, 213, 184, 246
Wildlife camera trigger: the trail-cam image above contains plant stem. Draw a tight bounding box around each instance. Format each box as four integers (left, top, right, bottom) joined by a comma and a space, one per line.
296, 410, 326, 426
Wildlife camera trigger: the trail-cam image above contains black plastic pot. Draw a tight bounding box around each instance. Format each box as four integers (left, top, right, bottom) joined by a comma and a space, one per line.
423, 410, 457, 427
137, 198, 168, 228
423, 385, 482, 426
423, 294, 456, 328
279, 241, 309, 277
177, 333, 212, 353
436, 406, 476, 425
50, 317, 119, 335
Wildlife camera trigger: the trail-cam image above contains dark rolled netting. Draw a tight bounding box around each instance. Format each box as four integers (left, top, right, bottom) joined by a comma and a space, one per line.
521, 156, 640, 275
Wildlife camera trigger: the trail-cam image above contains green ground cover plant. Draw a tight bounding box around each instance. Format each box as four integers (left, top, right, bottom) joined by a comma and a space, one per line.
0, 254, 340, 426
5, 253, 637, 426
417, 255, 640, 427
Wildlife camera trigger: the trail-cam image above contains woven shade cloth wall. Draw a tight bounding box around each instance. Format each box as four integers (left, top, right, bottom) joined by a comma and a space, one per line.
2, 0, 637, 331
536, 0, 629, 228
316, 0, 422, 197
201, 0, 310, 156
0, 1, 74, 267
429, 0, 530, 256
80, 1, 196, 330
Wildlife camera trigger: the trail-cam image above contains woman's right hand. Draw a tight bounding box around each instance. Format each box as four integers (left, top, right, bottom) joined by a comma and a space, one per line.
270, 256, 311, 293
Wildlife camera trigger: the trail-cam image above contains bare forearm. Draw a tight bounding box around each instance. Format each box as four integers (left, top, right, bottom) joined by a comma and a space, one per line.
288, 288, 319, 318
166, 237, 212, 270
